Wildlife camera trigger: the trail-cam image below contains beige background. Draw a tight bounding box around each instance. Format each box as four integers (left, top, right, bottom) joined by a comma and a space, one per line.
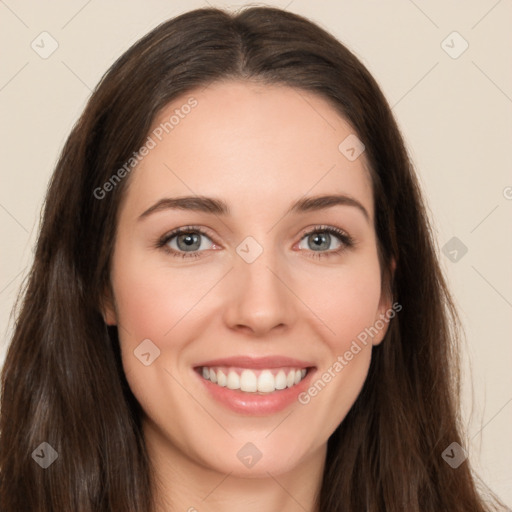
1, 0, 511, 505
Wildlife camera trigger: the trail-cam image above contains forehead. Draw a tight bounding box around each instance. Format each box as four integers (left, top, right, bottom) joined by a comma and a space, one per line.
122, 80, 374, 222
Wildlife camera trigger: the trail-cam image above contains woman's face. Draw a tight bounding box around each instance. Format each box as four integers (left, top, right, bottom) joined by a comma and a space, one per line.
104, 80, 392, 477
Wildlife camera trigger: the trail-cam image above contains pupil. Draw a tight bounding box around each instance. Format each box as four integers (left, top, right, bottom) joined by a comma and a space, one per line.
179, 233, 199, 250
311, 233, 329, 250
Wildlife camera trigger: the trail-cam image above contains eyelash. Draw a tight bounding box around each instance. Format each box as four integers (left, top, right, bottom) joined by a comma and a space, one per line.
155, 225, 355, 260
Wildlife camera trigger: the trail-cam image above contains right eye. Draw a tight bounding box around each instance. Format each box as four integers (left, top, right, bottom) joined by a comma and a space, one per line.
156, 226, 217, 259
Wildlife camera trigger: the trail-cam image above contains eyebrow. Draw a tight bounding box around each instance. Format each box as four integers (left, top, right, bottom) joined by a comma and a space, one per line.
138, 194, 370, 223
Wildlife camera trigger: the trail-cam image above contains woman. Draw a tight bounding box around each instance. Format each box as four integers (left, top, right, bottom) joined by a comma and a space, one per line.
0, 6, 507, 511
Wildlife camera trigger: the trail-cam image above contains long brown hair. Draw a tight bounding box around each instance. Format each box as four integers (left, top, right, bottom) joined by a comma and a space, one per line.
0, 6, 507, 511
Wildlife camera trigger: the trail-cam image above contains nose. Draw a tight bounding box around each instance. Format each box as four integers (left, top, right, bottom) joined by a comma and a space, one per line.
222, 246, 297, 337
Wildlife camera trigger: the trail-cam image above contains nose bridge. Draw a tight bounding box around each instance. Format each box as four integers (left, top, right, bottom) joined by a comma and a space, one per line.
223, 233, 295, 334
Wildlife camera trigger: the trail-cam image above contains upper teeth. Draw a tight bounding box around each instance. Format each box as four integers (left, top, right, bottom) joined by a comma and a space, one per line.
201, 367, 307, 393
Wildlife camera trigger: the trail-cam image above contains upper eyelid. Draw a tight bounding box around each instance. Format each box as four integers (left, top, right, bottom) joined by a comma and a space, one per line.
162, 225, 217, 243
297, 224, 350, 238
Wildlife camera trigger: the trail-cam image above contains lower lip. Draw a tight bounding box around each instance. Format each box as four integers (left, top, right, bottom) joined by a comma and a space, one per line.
194, 368, 316, 415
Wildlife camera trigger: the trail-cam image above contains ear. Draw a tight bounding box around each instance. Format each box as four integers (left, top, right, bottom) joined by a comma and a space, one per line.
372, 257, 397, 346
100, 284, 118, 326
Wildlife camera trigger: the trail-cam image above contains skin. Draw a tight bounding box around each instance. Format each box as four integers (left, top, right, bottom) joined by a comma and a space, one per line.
103, 80, 393, 512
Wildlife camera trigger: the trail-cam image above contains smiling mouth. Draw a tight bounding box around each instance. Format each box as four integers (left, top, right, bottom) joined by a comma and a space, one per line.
196, 366, 311, 394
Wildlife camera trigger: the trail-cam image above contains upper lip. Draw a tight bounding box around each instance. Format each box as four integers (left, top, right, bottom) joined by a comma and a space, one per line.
194, 355, 315, 370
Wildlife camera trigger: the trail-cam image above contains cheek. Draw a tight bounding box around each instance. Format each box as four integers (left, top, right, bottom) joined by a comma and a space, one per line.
110, 255, 199, 443
109, 253, 223, 401
110, 254, 213, 341
300, 258, 383, 351
294, 257, 381, 418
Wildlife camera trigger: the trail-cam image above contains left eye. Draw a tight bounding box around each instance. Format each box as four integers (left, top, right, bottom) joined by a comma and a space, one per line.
298, 229, 343, 252
296, 227, 354, 258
